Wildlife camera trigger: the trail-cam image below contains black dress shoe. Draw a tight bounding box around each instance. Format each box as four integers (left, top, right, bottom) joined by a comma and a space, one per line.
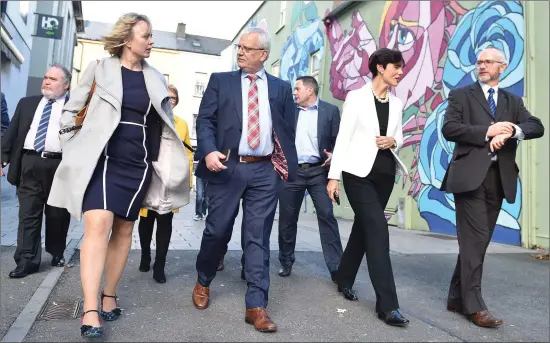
278, 266, 292, 277
152, 263, 166, 283
378, 310, 410, 327
337, 286, 358, 301
51, 256, 65, 267
8, 264, 38, 278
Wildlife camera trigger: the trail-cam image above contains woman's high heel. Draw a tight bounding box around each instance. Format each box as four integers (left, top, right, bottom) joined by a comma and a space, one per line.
100, 291, 122, 321
80, 309, 104, 338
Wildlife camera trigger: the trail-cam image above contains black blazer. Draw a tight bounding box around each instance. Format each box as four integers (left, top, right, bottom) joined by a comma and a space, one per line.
1, 96, 43, 186
295, 99, 340, 165
440, 82, 544, 203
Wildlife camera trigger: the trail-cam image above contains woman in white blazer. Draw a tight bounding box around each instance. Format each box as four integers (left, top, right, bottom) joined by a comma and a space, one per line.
327, 48, 409, 327
47, 14, 189, 338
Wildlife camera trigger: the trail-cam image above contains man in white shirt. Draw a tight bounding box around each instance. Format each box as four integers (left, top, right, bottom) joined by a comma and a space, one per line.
1, 64, 72, 278
277, 76, 343, 280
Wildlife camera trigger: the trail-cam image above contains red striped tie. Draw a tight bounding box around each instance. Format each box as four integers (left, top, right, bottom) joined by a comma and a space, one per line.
247, 74, 260, 150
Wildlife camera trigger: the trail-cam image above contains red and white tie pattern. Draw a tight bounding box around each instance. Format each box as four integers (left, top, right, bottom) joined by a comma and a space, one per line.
247, 74, 260, 150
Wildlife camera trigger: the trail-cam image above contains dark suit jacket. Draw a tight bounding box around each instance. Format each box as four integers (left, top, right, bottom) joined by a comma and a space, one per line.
1, 92, 9, 136
295, 99, 340, 165
2, 96, 44, 186
195, 70, 298, 184
440, 82, 544, 203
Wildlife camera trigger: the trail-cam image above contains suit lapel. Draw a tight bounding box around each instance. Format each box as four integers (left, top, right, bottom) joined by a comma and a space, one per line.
22, 96, 43, 133
230, 70, 243, 124
495, 90, 507, 121
470, 83, 494, 120
294, 106, 300, 130
316, 101, 325, 152
95, 56, 123, 110
142, 60, 171, 125
362, 85, 379, 136
266, 73, 279, 121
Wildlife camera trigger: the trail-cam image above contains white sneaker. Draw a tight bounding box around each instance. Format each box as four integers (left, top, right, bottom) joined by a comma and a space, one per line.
193, 214, 202, 221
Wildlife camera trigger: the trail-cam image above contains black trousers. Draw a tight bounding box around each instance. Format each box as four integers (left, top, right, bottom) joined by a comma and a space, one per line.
14, 153, 71, 267
337, 170, 399, 313
278, 165, 343, 272
449, 164, 504, 314
138, 211, 173, 266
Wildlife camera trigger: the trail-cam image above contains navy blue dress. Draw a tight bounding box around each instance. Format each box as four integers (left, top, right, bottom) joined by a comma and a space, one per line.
82, 66, 160, 221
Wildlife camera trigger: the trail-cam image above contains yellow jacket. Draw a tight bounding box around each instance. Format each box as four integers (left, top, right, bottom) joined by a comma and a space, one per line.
140, 115, 193, 217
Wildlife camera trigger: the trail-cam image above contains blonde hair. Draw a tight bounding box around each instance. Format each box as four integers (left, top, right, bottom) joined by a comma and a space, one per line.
168, 84, 179, 106
101, 13, 152, 57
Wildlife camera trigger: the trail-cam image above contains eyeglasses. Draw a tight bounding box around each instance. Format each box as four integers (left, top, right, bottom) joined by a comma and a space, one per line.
476, 60, 504, 67
234, 44, 265, 54
169, 96, 177, 102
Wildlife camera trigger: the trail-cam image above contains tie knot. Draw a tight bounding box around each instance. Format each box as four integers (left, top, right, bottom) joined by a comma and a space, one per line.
247, 74, 257, 82
488, 88, 494, 95
47, 99, 55, 104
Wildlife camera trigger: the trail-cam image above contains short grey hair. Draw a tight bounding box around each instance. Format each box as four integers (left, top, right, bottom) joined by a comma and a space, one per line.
479, 47, 508, 64
242, 27, 271, 54
50, 63, 72, 85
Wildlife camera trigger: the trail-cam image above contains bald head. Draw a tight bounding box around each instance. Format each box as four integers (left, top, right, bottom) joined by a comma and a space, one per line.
476, 48, 507, 86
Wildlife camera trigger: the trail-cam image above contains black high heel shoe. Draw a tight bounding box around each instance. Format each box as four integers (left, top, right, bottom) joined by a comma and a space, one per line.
80, 309, 104, 338
139, 253, 151, 272
152, 262, 166, 283
100, 291, 122, 321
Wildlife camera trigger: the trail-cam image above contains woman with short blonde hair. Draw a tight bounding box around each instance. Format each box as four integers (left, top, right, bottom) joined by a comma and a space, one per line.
48, 13, 190, 338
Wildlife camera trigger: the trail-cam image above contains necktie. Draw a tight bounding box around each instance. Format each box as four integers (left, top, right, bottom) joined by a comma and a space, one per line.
247, 74, 260, 150
34, 99, 55, 152
488, 88, 496, 117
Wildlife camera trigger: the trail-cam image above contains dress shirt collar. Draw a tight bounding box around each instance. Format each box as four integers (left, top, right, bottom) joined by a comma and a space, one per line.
297, 98, 319, 111
479, 81, 499, 96
242, 68, 266, 80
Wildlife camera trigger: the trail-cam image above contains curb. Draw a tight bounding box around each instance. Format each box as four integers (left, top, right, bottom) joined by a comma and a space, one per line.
1, 239, 79, 343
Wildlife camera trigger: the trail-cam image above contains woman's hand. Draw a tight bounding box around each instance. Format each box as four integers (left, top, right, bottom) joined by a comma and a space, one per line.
376, 136, 396, 150
327, 179, 339, 203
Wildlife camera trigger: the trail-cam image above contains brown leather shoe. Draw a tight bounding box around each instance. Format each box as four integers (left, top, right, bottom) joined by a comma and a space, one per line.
245, 307, 277, 332
192, 282, 210, 310
469, 311, 503, 328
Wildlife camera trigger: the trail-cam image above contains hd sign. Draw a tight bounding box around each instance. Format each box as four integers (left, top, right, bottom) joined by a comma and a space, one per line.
35, 14, 64, 40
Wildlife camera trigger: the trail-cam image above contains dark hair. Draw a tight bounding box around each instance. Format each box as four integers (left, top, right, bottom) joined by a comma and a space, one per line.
167, 84, 179, 106
296, 75, 319, 95
368, 48, 404, 77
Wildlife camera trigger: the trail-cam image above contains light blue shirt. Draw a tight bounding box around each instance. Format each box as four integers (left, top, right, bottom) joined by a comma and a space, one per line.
238, 68, 273, 156
296, 99, 321, 163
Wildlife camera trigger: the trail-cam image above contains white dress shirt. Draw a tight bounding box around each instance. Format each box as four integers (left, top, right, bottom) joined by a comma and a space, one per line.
23, 95, 66, 153
296, 99, 320, 163
238, 68, 274, 156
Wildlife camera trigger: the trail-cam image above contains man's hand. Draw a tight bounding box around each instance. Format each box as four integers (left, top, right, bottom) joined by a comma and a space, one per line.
487, 122, 515, 138
490, 133, 512, 152
376, 136, 396, 150
321, 149, 333, 167
205, 151, 228, 172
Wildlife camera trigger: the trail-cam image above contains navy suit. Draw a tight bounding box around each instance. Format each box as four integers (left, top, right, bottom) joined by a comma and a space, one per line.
195, 69, 297, 309
278, 100, 343, 274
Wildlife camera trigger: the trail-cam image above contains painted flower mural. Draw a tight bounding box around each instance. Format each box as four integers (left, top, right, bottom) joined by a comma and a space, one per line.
280, 1, 325, 85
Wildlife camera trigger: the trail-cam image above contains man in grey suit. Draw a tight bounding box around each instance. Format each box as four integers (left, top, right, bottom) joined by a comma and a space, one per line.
277, 76, 343, 280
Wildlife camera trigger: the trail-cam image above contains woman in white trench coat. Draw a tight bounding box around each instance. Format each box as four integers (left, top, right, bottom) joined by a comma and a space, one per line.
47, 13, 189, 338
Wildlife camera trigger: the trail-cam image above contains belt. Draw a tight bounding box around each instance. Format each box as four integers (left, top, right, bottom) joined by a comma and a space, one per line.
23, 149, 62, 159
298, 162, 323, 169
239, 155, 271, 163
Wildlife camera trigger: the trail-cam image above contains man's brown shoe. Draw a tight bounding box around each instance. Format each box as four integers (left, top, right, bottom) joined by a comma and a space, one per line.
469, 311, 503, 328
245, 307, 277, 332
192, 282, 210, 309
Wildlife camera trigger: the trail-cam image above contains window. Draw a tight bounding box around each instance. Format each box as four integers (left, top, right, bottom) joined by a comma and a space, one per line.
309, 50, 321, 81
192, 114, 198, 139
271, 60, 280, 78
194, 72, 207, 97
279, 1, 287, 28
20, 1, 29, 24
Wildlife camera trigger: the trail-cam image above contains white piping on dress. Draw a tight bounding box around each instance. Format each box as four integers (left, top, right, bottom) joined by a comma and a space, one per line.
126, 101, 152, 218
102, 142, 109, 209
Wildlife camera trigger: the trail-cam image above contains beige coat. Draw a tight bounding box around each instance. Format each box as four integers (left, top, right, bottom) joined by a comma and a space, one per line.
47, 56, 190, 221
